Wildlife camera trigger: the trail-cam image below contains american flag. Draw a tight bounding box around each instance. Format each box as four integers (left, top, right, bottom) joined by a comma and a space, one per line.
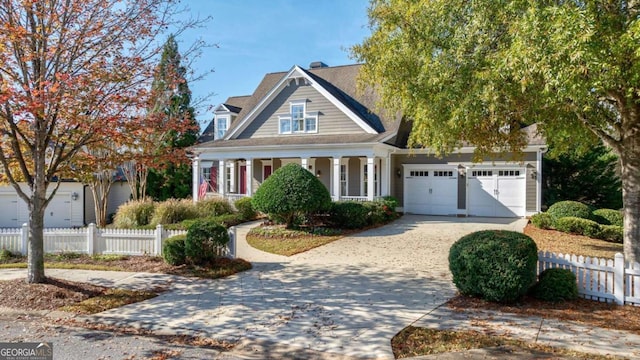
198, 177, 208, 200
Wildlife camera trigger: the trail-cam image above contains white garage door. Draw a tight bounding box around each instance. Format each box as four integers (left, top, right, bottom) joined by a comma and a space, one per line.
0, 194, 19, 228
404, 168, 458, 215
45, 193, 72, 228
468, 168, 525, 217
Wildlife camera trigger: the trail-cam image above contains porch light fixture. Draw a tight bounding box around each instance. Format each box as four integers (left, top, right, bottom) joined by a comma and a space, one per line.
316, 170, 321, 177
71, 192, 79, 201
396, 168, 402, 178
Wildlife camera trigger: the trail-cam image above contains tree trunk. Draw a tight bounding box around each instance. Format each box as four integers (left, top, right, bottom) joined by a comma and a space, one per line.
27, 183, 47, 283
620, 150, 640, 264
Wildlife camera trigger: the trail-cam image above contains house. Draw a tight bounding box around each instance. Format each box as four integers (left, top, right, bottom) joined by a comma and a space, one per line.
190, 62, 546, 218
0, 181, 130, 228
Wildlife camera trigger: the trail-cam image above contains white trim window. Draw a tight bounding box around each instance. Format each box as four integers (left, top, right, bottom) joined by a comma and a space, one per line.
215, 116, 229, 139
278, 100, 318, 134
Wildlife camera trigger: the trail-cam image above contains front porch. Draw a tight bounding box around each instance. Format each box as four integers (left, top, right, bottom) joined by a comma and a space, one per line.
192, 156, 391, 203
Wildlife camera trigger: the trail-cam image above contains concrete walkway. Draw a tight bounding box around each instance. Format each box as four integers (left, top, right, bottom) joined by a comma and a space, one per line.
3, 216, 640, 359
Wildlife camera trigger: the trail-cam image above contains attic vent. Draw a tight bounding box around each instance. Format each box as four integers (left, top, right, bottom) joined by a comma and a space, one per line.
309, 61, 328, 69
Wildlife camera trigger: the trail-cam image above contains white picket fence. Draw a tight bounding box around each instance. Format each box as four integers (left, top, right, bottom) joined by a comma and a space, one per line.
538, 251, 640, 305
0, 224, 236, 258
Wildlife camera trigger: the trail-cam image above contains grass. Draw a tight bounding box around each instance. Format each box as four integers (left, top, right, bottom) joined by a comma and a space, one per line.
246, 226, 346, 256
59, 288, 158, 314
0, 263, 117, 271
524, 224, 623, 259
391, 326, 619, 359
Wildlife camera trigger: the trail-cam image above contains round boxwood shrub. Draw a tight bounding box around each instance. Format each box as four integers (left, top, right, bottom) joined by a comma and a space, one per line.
252, 163, 331, 228
530, 212, 554, 229
185, 219, 229, 265
162, 234, 186, 265
531, 268, 579, 302
449, 230, 538, 303
547, 201, 592, 220
592, 209, 623, 227
235, 197, 257, 221
328, 201, 369, 229
598, 225, 623, 243
554, 217, 601, 238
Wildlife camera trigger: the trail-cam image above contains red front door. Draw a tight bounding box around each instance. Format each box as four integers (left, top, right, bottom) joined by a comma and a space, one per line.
263, 165, 272, 181
239, 165, 247, 194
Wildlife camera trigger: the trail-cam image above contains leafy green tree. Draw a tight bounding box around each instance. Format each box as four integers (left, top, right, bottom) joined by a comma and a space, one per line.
544, 145, 622, 210
252, 164, 331, 228
146, 34, 199, 201
352, 0, 640, 262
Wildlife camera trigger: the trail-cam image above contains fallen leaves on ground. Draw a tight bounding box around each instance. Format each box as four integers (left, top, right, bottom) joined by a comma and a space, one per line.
524, 224, 622, 259
448, 295, 640, 334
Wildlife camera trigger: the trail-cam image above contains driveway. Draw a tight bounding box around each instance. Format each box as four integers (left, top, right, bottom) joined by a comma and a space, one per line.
87, 215, 528, 359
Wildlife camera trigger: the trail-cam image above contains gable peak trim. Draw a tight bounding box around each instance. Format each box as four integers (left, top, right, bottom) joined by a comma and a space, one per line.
224, 65, 378, 139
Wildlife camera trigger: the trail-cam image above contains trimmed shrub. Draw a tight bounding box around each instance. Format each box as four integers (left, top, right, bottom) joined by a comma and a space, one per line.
598, 225, 623, 243
449, 230, 538, 303
368, 197, 400, 225
554, 217, 601, 238
547, 201, 592, 220
252, 163, 331, 228
531, 268, 579, 302
235, 197, 257, 221
0, 249, 15, 262
150, 199, 198, 226
196, 198, 234, 218
530, 212, 554, 229
113, 200, 155, 228
162, 234, 186, 265
185, 219, 229, 265
327, 201, 369, 229
592, 209, 623, 227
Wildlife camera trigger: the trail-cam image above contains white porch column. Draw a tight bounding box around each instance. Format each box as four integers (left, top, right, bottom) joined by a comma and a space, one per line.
218, 160, 226, 196
229, 162, 235, 193
380, 156, 389, 197
246, 158, 253, 195
192, 156, 200, 203
332, 157, 341, 201
301, 158, 310, 172
367, 157, 375, 201
536, 150, 543, 213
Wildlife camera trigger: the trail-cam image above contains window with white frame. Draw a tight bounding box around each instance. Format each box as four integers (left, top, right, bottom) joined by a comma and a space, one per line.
363, 163, 379, 197
215, 116, 228, 139
278, 100, 317, 134
340, 164, 347, 196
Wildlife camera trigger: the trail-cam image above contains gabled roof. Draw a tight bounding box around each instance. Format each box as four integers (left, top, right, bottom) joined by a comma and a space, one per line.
224, 64, 384, 139
199, 96, 252, 143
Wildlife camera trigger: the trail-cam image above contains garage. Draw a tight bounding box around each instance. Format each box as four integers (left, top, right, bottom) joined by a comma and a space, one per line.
45, 192, 72, 228
467, 168, 526, 217
403, 166, 458, 215
0, 194, 18, 228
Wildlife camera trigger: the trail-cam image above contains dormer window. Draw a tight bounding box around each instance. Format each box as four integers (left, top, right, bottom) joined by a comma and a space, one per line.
278, 100, 318, 134
215, 116, 228, 139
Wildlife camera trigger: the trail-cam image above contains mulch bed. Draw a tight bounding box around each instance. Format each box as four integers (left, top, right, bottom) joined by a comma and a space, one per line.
448, 294, 640, 334
0, 278, 107, 311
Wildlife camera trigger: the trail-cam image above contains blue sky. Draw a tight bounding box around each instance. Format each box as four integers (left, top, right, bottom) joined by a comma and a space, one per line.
176, 0, 371, 127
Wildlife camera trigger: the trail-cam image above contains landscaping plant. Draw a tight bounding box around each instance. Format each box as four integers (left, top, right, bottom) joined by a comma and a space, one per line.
531, 268, 579, 302
150, 199, 198, 226
234, 197, 257, 221
547, 201, 593, 221
592, 209, 624, 227
530, 212, 554, 230
113, 200, 156, 228
196, 198, 234, 218
162, 234, 187, 266
449, 230, 538, 303
251, 163, 331, 228
185, 219, 229, 265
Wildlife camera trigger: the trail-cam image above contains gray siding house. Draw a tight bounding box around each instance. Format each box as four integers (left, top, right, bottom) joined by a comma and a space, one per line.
191, 63, 546, 217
